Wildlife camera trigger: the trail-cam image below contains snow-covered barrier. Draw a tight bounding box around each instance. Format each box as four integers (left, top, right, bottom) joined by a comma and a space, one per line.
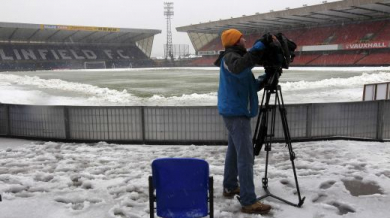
0, 101, 389, 144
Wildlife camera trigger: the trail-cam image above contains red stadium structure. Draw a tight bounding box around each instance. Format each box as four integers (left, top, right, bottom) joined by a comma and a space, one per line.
177, 0, 390, 67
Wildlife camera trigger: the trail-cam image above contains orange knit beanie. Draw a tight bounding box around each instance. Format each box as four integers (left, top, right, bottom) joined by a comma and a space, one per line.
221, 29, 243, 48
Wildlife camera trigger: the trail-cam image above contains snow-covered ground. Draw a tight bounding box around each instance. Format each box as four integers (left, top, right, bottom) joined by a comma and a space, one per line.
1, 67, 390, 217
1, 67, 390, 106
0, 138, 389, 218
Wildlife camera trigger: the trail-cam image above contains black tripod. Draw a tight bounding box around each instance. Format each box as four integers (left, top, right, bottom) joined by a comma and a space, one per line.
253, 83, 305, 207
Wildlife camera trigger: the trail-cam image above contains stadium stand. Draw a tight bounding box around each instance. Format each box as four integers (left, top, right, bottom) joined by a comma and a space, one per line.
0, 23, 161, 71
372, 22, 390, 41
307, 52, 367, 66
292, 53, 322, 65
356, 50, 390, 65
198, 38, 223, 52
292, 26, 339, 45
0, 43, 153, 70
281, 30, 306, 44
331, 21, 386, 44
178, 0, 390, 67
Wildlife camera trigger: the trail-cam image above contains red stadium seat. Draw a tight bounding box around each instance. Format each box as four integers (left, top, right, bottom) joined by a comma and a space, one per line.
291, 54, 322, 66
308, 53, 366, 66
356, 51, 390, 65
372, 22, 390, 41
331, 21, 386, 44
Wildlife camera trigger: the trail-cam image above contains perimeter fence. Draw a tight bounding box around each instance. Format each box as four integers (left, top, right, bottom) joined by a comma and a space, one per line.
0, 100, 389, 144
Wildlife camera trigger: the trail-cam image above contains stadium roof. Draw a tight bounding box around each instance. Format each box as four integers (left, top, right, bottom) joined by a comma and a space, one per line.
177, 0, 390, 34
0, 22, 161, 56
176, 0, 390, 51
0, 22, 161, 44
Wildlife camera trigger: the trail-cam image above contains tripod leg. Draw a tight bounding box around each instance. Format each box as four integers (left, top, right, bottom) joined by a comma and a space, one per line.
255, 86, 305, 207
276, 89, 305, 206
254, 89, 271, 156
253, 88, 267, 142
262, 143, 270, 190
254, 111, 267, 156
262, 90, 277, 190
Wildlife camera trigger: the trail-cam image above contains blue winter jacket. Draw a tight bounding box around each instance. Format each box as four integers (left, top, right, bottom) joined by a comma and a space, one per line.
215, 46, 266, 118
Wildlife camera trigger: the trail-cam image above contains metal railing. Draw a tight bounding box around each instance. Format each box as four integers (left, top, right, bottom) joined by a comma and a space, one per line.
0, 101, 389, 144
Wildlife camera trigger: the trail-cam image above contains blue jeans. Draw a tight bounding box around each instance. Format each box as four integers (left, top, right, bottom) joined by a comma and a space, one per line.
223, 116, 257, 206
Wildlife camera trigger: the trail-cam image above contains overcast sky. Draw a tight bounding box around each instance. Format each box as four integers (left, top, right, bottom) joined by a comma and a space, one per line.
0, 0, 339, 57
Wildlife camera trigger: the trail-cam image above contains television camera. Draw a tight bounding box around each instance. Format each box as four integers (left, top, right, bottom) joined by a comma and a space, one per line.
256, 32, 297, 89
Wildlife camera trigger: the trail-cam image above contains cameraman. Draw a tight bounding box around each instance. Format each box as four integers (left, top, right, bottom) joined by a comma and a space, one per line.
214, 29, 271, 215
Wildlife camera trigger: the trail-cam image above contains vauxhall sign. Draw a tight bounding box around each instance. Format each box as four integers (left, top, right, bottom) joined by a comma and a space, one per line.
344, 41, 389, 50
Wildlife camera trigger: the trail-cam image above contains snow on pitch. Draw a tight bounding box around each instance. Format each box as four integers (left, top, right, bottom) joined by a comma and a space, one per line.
0, 139, 390, 218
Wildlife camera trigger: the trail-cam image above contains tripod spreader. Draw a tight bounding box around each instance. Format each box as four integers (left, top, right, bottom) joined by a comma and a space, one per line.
253, 85, 305, 208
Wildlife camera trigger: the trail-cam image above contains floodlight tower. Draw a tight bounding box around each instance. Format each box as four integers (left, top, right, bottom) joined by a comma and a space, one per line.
164, 2, 174, 60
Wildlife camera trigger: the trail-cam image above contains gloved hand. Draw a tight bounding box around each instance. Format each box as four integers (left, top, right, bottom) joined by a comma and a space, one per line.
258, 33, 274, 47
257, 73, 269, 90
249, 40, 265, 52
258, 73, 269, 83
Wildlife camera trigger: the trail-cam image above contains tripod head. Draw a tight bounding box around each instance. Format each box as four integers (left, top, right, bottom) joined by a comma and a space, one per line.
264, 66, 282, 90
